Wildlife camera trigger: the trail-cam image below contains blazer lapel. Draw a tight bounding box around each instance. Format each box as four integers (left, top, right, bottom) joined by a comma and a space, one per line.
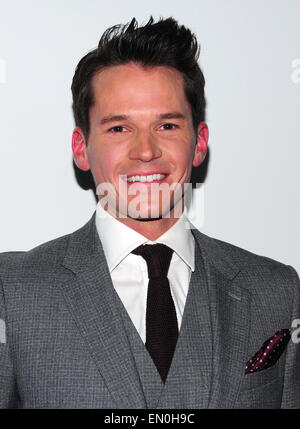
59, 214, 146, 408
191, 229, 251, 409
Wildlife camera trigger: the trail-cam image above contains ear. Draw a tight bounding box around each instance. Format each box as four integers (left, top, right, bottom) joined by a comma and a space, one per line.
72, 127, 90, 171
192, 122, 209, 167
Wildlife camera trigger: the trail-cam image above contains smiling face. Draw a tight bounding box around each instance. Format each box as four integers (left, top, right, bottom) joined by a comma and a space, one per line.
72, 62, 208, 236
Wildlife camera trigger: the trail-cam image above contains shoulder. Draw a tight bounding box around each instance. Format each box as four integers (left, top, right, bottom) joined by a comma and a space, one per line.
193, 228, 299, 294
213, 235, 291, 271
193, 230, 300, 324
194, 227, 291, 269
0, 214, 99, 321
0, 233, 70, 320
0, 214, 96, 279
0, 223, 91, 318
0, 232, 71, 280
0, 213, 97, 296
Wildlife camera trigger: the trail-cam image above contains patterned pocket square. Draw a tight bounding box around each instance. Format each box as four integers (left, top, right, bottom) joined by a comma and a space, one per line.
245, 329, 291, 374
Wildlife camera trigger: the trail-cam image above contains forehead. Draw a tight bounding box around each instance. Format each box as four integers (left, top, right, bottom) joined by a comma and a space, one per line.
90, 63, 189, 115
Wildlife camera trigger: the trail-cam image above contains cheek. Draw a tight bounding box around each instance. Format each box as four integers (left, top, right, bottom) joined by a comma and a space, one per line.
171, 141, 195, 168
176, 147, 196, 181
90, 147, 125, 181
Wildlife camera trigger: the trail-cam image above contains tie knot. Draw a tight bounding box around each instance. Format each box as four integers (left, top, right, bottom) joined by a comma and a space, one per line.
132, 243, 173, 279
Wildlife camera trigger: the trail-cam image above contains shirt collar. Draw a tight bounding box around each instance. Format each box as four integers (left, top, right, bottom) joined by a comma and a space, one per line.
95, 201, 195, 273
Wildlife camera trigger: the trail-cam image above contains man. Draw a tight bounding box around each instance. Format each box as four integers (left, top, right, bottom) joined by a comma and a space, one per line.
0, 17, 299, 409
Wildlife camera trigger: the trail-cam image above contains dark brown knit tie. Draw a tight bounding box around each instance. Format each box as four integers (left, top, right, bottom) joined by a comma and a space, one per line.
132, 243, 178, 382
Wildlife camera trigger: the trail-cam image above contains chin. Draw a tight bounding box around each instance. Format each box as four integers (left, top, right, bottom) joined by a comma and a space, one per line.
127, 204, 171, 221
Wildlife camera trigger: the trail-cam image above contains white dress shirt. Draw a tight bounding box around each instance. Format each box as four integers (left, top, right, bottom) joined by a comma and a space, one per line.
95, 202, 195, 343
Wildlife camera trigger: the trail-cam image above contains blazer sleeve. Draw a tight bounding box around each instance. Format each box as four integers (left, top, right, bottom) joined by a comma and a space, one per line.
281, 265, 300, 408
0, 275, 18, 408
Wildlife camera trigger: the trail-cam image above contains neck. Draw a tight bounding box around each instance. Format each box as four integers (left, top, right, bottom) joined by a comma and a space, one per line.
116, 215, 181, 241
100, 200, 185, 241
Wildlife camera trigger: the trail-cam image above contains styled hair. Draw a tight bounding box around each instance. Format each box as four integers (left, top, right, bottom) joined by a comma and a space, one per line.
71, 16, 206, 140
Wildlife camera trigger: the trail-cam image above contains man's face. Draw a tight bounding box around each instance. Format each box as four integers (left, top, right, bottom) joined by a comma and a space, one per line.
73, 62, 208, 221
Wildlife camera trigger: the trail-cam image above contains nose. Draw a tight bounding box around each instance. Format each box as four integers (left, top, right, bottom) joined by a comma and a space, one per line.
128, 131, 162, 162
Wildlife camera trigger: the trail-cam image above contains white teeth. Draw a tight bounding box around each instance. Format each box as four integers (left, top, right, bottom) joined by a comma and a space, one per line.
126, 174, 166, 183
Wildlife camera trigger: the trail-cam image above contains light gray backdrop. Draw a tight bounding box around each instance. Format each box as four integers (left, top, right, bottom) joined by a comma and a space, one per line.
0, 0, 299, 274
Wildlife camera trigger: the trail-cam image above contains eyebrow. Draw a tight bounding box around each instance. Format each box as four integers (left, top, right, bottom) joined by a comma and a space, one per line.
100, 115, 130, 125
158, 112, 185, 120
99, 112, 186, 125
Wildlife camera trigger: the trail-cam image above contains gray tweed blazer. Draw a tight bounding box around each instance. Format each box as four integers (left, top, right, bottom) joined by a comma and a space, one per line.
0, 213, 299, 408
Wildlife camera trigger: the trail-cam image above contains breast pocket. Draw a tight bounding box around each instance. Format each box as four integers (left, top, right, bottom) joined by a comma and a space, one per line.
237, 367, 284, 409
240, 362, 281, 391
